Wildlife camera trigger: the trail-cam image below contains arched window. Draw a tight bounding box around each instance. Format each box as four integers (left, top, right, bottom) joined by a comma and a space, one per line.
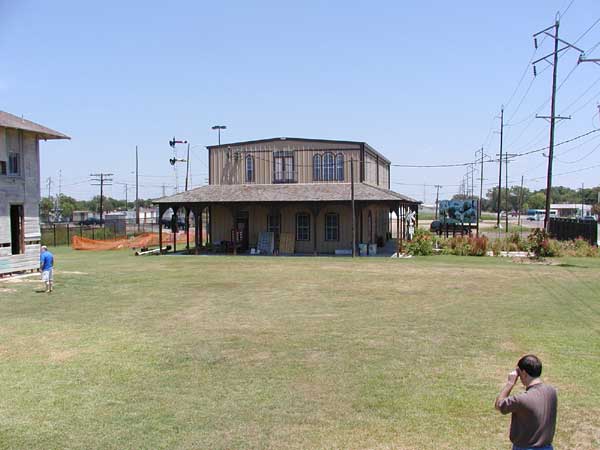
323, 153, 334, 181
335, 154, 344, 181
313, 154, 322, 181
246, 155, 254, 183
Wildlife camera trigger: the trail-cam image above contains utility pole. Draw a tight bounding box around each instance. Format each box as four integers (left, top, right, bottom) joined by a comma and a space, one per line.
533, 18, 582, 230
581, 183, 585, 218
58, 170, 62, 217
162, 184, 166, 197
518, 175, 524, 228
351, 158, 356, 258
505, 153, 516, 231
124, 183, 128, 209
434, 185, 442, 220
470, 163, 474, 200
185, 142, 190, 191
90, 173, 113, 222
136, 145, 140, 230
496, 107, 504, 228
475, 148, 487, 236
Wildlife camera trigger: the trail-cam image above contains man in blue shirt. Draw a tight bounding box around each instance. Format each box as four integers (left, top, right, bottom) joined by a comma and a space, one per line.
40, 245, 55, 293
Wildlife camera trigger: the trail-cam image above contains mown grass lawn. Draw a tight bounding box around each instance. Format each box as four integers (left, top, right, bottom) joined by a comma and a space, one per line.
0, 249, 599, 449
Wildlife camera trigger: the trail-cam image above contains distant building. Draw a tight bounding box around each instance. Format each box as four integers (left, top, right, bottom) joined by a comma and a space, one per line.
0, 111, 69, 275
550, 203, 592, 218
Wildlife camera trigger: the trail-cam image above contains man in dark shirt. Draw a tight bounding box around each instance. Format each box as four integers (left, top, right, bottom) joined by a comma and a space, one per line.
495, 354, 557, 450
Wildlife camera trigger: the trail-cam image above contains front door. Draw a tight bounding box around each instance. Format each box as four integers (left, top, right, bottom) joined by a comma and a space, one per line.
235, 216, 249, 251
10, 204, 24, 255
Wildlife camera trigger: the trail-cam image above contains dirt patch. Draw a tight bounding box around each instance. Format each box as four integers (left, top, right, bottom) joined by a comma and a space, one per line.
3, 278, 39, 284
0, 287, 17, 293
511, 257, 560, 265
48, 349, 78, 363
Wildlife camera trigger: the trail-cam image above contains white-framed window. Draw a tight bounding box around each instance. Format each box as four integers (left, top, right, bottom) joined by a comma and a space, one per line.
313, 154, 322, 181
335, 154, 344, 181
323, 152, 334, 181
296, 213, 310, 241
273, 151, 295, 183
246, 155, 254, 183
325, 213, 339, 241
8, 153, 20, 176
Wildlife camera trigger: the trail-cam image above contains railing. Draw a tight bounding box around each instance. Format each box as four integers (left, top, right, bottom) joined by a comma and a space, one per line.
273, 171, 298, 184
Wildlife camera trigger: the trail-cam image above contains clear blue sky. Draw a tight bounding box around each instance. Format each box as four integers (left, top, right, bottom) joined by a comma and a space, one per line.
1, 0, 599, 203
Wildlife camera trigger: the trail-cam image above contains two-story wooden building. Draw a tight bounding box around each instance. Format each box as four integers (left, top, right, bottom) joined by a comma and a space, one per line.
0, 111, 69, 275
155, 137, 419, 255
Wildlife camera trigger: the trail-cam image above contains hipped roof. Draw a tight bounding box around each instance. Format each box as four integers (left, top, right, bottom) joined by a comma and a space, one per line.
0, 110, 70, 140
154, 183, 419, 205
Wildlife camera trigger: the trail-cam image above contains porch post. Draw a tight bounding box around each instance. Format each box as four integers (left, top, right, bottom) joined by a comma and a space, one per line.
208, 205, 212, 246
229, 204, 237, 256
185, 206, 190, 251
310, 204, 321, 256
415, 204, 419, 229
158, 204, 164, 254
396, 204, 401, 252
172, 207, 177, 254
194, 205, 201, 255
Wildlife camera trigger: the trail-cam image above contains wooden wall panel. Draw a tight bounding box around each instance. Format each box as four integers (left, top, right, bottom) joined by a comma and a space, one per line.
209, 140, 362, 185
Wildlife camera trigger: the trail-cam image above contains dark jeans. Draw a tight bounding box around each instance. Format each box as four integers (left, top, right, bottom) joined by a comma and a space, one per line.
512, 445, 553, 450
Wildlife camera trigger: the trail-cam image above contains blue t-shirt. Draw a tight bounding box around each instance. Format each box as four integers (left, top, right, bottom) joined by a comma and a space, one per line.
40, 251, 54, 271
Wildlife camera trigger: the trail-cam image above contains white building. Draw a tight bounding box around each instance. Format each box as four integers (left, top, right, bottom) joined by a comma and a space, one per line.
550, 203, 592, 218
0, 111, 69, 275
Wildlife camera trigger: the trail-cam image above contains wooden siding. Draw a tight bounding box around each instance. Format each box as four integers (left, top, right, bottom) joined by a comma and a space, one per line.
0, 127, 42, 275
363, 150, 390, 189
208, 202, 391, 254
209, 140, 362, 185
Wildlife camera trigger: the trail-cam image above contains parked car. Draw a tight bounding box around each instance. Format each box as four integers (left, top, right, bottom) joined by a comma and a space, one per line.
581, 215, 598, 222
79, 218, 104, 226
161, 218, 186, 230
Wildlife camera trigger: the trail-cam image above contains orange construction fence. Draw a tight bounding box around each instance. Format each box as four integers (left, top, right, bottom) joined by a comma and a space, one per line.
71, 229, 205, 251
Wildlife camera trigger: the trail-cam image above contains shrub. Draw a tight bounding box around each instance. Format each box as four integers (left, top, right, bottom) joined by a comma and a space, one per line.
442, 235, 488, 256
560, 238, 599, 257
405, 229, 434, 256
528, 228, 561, 257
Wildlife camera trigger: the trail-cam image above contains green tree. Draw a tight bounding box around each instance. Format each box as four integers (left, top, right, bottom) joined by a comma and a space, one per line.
39, 197, 54, 222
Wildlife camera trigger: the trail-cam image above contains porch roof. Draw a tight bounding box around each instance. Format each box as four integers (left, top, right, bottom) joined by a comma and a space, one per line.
154, 183, 419, 205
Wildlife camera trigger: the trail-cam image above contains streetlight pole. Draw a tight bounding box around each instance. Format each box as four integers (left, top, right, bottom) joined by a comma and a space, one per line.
211, 125, 227, 146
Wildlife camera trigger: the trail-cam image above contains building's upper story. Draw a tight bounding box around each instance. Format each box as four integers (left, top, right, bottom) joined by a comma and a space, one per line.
0, 111, 69, 188
208, 137, 391, 189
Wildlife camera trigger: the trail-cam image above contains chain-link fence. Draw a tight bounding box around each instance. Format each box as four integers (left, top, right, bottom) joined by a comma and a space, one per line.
41, 219, 163, 247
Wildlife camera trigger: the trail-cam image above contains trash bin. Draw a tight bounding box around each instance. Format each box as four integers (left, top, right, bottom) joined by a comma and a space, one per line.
358, 243, 368, 256
368, 243, 377, 256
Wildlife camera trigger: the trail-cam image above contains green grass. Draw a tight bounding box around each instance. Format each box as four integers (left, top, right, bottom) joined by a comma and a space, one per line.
1, 249, 599, 449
